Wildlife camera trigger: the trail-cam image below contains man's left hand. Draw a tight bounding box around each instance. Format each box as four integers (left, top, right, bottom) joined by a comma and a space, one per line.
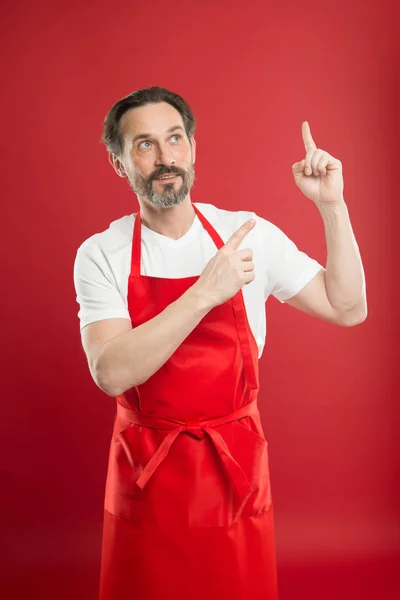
292, 121, 344, 206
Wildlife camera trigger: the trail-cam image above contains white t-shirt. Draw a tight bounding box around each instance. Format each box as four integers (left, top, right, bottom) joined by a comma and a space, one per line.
73, 202, 324, 358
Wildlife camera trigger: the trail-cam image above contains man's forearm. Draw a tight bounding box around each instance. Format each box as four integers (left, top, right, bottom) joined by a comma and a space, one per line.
96, 287, 212, 397
318, 198, 367, 318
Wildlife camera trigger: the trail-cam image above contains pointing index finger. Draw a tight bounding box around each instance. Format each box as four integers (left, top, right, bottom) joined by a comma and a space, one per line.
302, 121, 317, 152
224, 218, 256, 251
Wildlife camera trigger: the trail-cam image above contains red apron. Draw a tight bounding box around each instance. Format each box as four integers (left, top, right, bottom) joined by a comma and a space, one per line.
99, 203, 279, 600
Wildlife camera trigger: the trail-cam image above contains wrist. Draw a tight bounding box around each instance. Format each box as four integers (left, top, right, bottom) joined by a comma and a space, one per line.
186, 283, 215, 315
316, 194, 346, 208
316, 198, 348, 218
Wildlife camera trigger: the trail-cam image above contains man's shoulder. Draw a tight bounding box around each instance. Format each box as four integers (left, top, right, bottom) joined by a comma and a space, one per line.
194, 202, 279, 243
76, 213, 135, 255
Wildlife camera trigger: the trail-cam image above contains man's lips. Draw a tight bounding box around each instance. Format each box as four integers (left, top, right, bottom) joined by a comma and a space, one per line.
154, 174, 180, 182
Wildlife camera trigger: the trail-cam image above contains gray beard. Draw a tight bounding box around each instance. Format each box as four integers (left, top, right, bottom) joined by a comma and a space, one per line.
128, 164, 196, 208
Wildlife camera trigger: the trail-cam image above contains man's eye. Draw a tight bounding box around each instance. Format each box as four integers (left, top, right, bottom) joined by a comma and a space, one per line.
138, 135, 180, 149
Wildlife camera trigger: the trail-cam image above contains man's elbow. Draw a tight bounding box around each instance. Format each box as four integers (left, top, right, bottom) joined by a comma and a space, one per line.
338, 308, 368, 327
93, 354, 146, 397
92, 362, 117, 397
90, 352, 120, 397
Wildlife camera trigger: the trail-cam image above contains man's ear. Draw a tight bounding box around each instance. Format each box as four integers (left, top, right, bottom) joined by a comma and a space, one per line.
190, 136, 196, 165
108, 152, 127, 178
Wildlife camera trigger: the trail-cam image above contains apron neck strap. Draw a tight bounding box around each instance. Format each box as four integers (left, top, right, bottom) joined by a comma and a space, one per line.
192, 204, 258, 391
131, 209, 142, 278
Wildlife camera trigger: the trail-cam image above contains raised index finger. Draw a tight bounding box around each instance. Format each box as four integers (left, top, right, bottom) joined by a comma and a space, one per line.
302, 121, 317, 152
224, 218, 256, 251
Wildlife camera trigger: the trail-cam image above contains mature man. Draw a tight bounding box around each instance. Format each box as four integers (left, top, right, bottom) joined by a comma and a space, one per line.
73, 86, 367, 600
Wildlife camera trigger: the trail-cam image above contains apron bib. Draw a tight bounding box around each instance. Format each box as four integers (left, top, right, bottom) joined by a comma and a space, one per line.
99, 203, 279, 599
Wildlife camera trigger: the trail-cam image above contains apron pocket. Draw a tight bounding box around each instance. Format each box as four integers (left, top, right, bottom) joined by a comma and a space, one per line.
104, 423, 164, 523
230, 420, 273, 516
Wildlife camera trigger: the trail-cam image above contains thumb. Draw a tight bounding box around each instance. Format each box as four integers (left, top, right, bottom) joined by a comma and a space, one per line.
292, 159, 305, 174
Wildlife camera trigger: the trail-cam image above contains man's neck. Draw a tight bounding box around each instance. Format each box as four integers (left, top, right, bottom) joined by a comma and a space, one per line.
138, 197, 196, 240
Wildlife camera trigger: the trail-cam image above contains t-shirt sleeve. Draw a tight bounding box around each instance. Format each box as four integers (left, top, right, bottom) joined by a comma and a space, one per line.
255, 214, 325, 304
73, 242, 131, 331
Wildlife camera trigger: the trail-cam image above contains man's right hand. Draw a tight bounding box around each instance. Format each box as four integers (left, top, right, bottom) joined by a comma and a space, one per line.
191, 218, 257, 309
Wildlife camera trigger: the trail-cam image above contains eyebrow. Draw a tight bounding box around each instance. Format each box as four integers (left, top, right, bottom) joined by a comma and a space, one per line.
131, 125, 185, 145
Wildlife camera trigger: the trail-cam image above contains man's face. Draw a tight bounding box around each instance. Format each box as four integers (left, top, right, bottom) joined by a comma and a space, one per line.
114, 102, 196, 208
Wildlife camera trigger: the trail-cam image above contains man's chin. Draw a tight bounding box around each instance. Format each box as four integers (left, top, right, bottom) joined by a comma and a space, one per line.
143, 194, 185, 208
148, 196, 185, 208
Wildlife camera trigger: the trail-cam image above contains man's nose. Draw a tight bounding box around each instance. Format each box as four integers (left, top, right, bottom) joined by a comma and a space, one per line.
155, 144, 175, 166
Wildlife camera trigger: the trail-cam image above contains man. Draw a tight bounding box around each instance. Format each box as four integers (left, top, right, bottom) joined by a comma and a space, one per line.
73, 86, 367, 600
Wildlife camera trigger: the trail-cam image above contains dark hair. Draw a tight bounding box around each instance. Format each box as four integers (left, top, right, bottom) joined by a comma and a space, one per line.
101, 86, 196, 157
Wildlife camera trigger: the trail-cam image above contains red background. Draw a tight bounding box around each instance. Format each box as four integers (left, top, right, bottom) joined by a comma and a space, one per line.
1, 0, 399, 598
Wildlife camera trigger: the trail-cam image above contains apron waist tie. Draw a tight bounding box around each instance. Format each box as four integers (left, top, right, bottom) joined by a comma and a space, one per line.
116, 399, 260, 501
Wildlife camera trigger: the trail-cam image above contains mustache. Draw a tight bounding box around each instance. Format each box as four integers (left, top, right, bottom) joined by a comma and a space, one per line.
152, 168, 182, 179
